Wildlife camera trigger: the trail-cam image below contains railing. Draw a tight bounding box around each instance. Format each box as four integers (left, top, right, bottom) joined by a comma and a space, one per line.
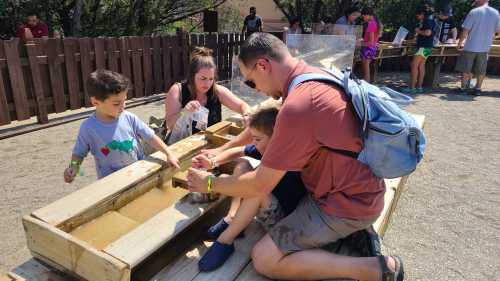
0, 33, 245, 126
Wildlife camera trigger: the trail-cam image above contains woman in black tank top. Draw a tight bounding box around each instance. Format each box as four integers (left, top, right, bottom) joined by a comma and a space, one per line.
164, 47, 250, 144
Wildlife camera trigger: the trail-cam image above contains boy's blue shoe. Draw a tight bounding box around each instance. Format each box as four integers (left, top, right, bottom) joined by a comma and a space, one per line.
416, 87, 425, 93
206, 218, 244, 241
198, 241, 235, 272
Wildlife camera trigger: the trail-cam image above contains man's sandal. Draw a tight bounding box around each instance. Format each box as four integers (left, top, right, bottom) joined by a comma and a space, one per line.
378, 255, 404, 281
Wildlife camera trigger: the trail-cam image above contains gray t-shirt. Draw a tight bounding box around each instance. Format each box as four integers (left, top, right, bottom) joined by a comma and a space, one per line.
463, 4, 500, 52
73, 111, 155, 178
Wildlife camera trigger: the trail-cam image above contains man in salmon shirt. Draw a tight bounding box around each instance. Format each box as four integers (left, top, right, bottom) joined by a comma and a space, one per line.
187, 32, 404, 280
16, 14, 49, 41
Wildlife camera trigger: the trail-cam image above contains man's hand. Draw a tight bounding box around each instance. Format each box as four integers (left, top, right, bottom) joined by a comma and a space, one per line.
187, 168, 212, 193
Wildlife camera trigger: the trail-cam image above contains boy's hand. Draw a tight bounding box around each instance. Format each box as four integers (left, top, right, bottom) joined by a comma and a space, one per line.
192, 154, 212, 169
64, 167, 77, 183
166, 154, 180, 169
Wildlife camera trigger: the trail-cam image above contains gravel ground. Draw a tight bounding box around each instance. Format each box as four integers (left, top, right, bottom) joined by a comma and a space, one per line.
1, 72, 499, 280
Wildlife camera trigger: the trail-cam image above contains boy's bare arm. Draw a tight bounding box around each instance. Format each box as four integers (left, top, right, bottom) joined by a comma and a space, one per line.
201, 127, 252, 157
147, 135, 180, 168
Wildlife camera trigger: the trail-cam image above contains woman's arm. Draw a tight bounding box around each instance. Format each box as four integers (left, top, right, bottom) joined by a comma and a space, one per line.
215, 84, 251, 115
164, 83, 183, 130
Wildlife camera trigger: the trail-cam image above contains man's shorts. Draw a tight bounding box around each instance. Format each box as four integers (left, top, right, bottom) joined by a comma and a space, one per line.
268, 194, 377, 255
415, 47, 432, 59
455, 51, 488, 76
256, 194, 285, 230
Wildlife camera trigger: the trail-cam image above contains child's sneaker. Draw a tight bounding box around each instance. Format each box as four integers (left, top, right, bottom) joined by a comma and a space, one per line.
198, 241, 235, 272
401, 87, 416, 94
416, 88, 425, 93
206, 218, 245, 241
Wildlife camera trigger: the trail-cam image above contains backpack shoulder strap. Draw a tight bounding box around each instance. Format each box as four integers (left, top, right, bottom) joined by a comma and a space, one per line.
288, 70, 346, 95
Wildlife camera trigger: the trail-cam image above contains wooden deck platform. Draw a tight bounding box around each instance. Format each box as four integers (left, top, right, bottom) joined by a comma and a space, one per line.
4, 114, 425, 281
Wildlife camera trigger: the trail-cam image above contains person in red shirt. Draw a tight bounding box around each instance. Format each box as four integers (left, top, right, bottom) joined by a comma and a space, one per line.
188, 33, 405, 280
16, 15, 49, 41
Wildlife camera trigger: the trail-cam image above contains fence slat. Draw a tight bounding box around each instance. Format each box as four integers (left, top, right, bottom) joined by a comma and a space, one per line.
79, 38, 93, 106
26, 42, 49, 123
170, 35, 182, 83
63, 38, 81, 109
162, 36, 172, 91
130, 37, 144, 98
4, 39, 30, 120
142, 37, 153, 96
151, 37, 162, 93
94, 37, 106, 70
47, 39, 66, 113
106, 38, 118, 72
0, 69, 11, 125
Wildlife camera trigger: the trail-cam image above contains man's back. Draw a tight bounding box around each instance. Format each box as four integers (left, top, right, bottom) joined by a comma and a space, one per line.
463, 5, 500, 52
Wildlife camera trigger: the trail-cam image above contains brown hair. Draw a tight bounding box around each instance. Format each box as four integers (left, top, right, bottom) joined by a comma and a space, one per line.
249, 106, 279, 137
238, 33, 289, 67
87, 69, 130, 101
186, 46, 218, 101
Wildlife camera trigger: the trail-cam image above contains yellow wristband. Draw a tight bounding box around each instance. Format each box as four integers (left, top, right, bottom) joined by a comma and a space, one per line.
207, 175, 214, 193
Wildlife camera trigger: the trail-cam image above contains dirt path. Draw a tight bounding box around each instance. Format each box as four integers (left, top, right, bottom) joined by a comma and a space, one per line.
1, 73, 499, 280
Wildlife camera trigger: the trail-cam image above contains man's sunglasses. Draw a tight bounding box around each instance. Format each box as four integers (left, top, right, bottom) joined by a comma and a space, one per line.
244, 79, 256, 89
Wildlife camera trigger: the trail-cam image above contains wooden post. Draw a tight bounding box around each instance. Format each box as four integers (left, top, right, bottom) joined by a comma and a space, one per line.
130, 37, 144, 98
142, 37, 153, 96
119, 37, 132, 98
25, 42, 49, 124
47, 39, 66, 113
151, 37, 162, 93
106, 38, 119, 72
63, 38, 82, 110
161, 36, 173, 91
4, 39, 30, 120
79, 38, 93, 106
94, 37, 106, 70
0, 70, 10, 125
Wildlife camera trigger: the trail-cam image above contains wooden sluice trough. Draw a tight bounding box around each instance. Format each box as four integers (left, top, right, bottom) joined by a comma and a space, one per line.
7, 113, 425, 281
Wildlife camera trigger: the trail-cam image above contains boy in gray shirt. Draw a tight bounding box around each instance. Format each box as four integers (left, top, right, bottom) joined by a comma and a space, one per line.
455, 0, 500, 95
64, 70, 179, 182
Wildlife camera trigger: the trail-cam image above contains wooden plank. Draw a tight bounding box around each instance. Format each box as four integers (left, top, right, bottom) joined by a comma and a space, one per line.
94, 37, 106, 70
151, 37, 162, 93
79, 38, 93, 107
25, 42, 49, 123
170, 36, 182, 83
47, 39, 66, 113
107, 38, 119, 72
119, 37, 132, 94
4, 39, 30, 120
0, 70, 10, 125
31, 132, 209, 227
161, 36, 172, 90
63, 38, 81, 109
236, 262, 272, 281
130, 37, 144, 98
153, 222, 265, 281
142, 37, 153, 96
205, 120, 232, 135
22, 215, 130, 281
103, 196, 228, 267
10, 258, 76, 281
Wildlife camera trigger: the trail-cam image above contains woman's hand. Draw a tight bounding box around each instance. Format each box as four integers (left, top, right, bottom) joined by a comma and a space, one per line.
184, 100, 201, 113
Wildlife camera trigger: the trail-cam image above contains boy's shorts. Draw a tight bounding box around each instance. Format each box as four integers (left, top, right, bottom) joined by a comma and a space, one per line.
268, 194, 377, 255
455, 51, 488, 76
415, 47, 432, 59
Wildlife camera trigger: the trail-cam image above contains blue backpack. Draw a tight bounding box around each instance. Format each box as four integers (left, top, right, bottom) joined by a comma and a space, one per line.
288, 68, 426, 179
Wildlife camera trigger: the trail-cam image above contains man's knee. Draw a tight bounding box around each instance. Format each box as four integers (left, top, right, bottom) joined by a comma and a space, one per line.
251, 235, 282, 277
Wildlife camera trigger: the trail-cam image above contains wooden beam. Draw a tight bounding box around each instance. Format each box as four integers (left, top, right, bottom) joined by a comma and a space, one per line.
22, 216, 130, 281
103, 196, 228, 268
31, 133, 208, 227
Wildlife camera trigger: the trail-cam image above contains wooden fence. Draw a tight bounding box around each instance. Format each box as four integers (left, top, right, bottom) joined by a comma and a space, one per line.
0, 33, 245, 126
